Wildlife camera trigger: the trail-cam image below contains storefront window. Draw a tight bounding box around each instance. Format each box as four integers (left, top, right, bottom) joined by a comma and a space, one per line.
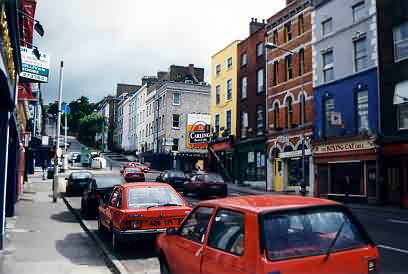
330, 163, 364, 196
287, 157, 310, 187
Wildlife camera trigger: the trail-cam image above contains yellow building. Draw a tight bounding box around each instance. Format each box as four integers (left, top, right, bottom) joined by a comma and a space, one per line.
210, 40, 240, 138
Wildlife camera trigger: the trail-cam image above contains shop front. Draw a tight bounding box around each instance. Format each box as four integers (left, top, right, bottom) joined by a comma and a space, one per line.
314, 139, 379, 204
279, 147, 312, 193
235, 137, 266, 185
208, 136, 235, 181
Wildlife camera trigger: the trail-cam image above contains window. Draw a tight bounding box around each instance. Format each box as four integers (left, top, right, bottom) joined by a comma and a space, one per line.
127, 187, 183, 209
285, 55, 293, 81
240, 53, 247, 66
323, 50, 334, 82
299, 93, 306, 125
216, 64, 221, 76
353, 2, 366, 23
241, 112, 248, 129
241, 77, 247, 99
298, 14, 304, 35
395, 81, 408, 129
109, 188, 120, 207
394, 21, 408, 62
284, 22, 292, 42
256, 42, 264, 57
286, 97, 293, 128
356, 90, 369, 132
179, 207, 214, 243
158, 117, 161, 131
263, 208, 367, 261
173, 93, 181, 105
215, 114, 220, 133
172, 114, 180, 128
227, 57, 233, 70
226, 110, 232, 132
324, 96, 335, 134
226, 79, 232, 100
322, 18, 332, 36
208, 209, 245, 256
256, 105, 264, 134
172, 138, 179, 151
273, 30, 278, 45
273, 102, 280, 129
216, 85, 221, 104
273, 61, 279, 86
257, 69, 264, 93
299, 48, 305, 76
146, 125, 148, 137
399, 104, 408, 129
354, 37, 367, 72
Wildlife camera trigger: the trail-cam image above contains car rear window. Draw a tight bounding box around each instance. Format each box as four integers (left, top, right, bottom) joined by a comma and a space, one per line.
127, 187, 183, 208
262, 207, 368, 261
71, 172, 92, 179
95, 176, 123, 188
168, 171, 185, 178
126, 168, 143, 173
204, 174, 224, 182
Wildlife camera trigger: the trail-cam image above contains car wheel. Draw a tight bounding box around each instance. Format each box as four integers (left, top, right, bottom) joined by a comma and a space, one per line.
199, 190, 207, 200
159, 257, 172, 274
220, 191, 228, 198
111, 230, 121, 252
182, 189, 188, 196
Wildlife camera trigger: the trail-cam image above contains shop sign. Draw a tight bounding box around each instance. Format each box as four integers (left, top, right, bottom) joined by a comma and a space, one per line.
314, 140, 374, 154
187, 113, 210, 149
279, 149, 312, 159
276, 136, 289, 143
20, 46, 50, 83
0, 5, 16, 83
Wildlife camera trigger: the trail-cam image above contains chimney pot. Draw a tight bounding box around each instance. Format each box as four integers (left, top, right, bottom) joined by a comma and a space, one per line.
255, 18, 257, 22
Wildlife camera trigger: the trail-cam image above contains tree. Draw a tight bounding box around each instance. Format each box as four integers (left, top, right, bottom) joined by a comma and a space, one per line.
47, 101, 58, 118
67, 96, 95, 134
78, 112, 105, 147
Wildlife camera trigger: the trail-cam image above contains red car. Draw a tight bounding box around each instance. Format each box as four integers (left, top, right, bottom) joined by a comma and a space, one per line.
183, 173, 227, 198
157, 195, 379, 274
137, 163, 150, 173
122, 167, 145, 182
120, 162, 141, 174
98, 182, 191, 251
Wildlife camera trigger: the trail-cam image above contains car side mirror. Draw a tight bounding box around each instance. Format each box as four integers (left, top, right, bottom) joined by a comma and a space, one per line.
166, 228, 178, 236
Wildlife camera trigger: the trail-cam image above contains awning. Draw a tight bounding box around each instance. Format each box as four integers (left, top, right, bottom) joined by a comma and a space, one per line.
383, 143, 408, 156
394, 80, 408, 105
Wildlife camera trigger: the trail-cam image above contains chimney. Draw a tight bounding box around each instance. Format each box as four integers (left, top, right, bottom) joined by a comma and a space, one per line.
286, 0, 295, 5
188, 64, 199, 83
250, 18, 266, 35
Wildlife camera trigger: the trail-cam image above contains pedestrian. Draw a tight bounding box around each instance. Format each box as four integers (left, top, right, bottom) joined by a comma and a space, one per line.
42, 160, 48, 180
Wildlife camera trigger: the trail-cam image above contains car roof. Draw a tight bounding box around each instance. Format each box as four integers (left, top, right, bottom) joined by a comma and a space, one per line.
197, 195, 340, 214
121, 182, 172, 189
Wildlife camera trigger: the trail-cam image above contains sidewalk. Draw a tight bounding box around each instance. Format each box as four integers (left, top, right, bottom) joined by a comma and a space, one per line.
0, 169, 112, 274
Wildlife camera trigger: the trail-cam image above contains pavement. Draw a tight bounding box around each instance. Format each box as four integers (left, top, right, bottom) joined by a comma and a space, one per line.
0, 169, 112, 274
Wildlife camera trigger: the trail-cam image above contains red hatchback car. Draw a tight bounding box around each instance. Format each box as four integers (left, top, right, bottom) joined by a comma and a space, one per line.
157, 195, 379, 274
183, 173, 227, 199
123, 167, 145, 182
98, 183, 191, 251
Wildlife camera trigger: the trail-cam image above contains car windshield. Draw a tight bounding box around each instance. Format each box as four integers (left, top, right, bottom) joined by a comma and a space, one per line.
168, 171, 185, 178
71, 172, 92, 180
262, 207, 368, 261
204, 174, 224, 182
127, 187, 183, 208
95, 176, 123, 188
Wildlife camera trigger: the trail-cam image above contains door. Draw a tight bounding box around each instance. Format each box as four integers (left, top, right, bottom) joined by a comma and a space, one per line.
274, 158, 282, 192
101, 187, 120, 229
387, 167, 401, 204
165, 206, 214, 274
201, 209, 248, 274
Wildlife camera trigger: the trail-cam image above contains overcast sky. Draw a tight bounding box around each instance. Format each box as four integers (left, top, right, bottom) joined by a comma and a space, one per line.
35, 0, 285, 104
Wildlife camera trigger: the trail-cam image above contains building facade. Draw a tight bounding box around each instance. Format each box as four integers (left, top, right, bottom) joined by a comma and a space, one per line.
265, 0, 314, 194
209, 40, 240, 181
145, 85, 156, 153
235, 19, 267, 186
312, 0, 380, 203
376, 0, 408, 206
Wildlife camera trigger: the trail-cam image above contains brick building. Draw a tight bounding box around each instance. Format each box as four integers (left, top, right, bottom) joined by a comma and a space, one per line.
265, 0, 314, 194
235, 18, 267, 186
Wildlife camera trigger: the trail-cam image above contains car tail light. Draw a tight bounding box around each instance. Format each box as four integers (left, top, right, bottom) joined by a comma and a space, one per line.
368, 259, 378, 273
120, 220, 142, 230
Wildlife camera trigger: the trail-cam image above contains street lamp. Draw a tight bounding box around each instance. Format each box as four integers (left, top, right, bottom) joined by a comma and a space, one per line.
265, 42, 307, 196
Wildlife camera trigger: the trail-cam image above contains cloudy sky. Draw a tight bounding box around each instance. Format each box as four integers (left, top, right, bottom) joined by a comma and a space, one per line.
35, 0, 285, 104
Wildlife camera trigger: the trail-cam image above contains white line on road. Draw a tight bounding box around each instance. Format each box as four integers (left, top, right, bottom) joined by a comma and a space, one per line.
378, 245, 408, 255
387, 219, 408, 225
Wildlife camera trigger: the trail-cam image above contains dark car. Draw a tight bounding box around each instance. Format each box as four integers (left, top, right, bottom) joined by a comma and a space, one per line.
183, 173, 227, 199
123, 167, 145, 182
81, 175, 124, 218
156, 170, 186, 190
65, 172, 94, 196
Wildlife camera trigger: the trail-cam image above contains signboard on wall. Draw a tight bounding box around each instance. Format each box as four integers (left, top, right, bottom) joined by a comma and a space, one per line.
314, 140, 375, 154
187, 114, 210, 149
20, 46, 50, 83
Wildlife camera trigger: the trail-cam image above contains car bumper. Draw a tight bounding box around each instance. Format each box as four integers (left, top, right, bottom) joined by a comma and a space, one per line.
113, 228, 166, 240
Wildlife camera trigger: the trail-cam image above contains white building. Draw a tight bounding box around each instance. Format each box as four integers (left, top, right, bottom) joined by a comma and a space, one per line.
134, 84, 148, 154
128, 91, 138, 152
122, 97, 130, 151
145, 86, 156, 152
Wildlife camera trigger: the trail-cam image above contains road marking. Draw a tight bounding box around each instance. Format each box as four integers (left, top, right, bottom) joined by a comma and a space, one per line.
387, 219, 408, 225
378, 245, 408, 254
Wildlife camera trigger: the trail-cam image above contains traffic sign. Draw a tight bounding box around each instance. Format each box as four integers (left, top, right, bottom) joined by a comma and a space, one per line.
56, 148, 62, 158
61, 102, 71, 114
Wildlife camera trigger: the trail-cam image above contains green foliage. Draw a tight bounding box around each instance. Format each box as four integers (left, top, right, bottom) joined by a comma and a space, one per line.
78, 112, 105, 146
67, 96, 95, 134
47, 101, 58, 118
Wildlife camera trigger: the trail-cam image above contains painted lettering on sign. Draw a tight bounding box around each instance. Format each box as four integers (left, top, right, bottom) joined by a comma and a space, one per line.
315, 140, 374, 154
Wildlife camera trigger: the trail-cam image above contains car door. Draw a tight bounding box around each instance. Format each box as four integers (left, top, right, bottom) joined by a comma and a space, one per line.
201, 209, 248, 274
165, 206, 215, 274
110, 189, 123, 230
101, 187, 120, 228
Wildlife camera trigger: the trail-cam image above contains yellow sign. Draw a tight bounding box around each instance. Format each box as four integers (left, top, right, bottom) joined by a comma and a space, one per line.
0, 4, 16, 82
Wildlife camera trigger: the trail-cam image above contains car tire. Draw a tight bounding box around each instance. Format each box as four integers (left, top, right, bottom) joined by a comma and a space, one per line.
111, 230, 121, 252
220, 191, 228, 198
199, 191, 207, 200
182, 189, 188, 196
159, 257, 172, 274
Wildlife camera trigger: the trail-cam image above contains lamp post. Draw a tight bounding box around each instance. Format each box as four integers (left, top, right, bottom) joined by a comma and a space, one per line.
54, 60, 64, 176
265, 43, 307, 196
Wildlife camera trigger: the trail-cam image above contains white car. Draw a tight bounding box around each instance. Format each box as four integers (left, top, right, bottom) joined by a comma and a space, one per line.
91, 157, 107, 169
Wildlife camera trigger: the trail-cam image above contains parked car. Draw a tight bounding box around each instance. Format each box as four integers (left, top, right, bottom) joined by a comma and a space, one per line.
183, 173, 227, 198
98, 182, 191, 251
157, 195, 379, 274
65, 172, 94, 196
68, 152, 80, 163
120, 162, 141, 174
137, 163, 150, 173
123, 167, 145, 182
81, 175, 124, 218
156, 170, 186, 190
91, 157, 107, 169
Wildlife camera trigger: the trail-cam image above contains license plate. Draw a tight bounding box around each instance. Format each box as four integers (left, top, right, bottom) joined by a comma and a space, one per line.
143, 218, 184, 228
